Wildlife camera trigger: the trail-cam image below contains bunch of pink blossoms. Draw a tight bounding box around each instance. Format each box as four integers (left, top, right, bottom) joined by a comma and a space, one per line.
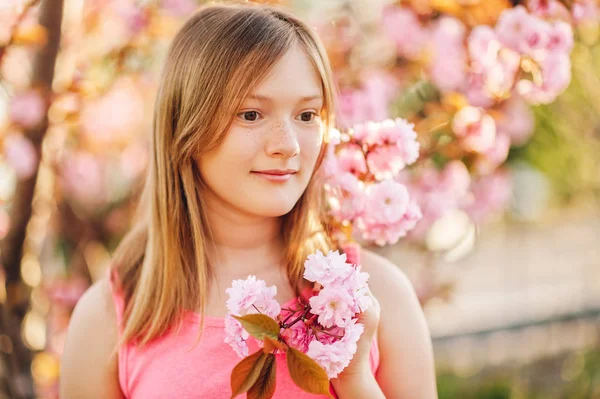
468, 5, 573, 106
324, 118, 422, 246
225, 250, 372, 379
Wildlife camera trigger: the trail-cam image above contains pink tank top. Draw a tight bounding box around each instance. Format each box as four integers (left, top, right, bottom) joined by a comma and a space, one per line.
109, 246, 379, 398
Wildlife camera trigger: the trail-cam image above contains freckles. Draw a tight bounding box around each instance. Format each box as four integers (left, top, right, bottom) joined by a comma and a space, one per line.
274, 122, 289, 143
243, 126, 261, 144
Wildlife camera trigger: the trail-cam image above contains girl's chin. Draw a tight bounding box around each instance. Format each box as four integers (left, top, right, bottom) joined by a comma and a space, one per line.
243, 198, 299, 217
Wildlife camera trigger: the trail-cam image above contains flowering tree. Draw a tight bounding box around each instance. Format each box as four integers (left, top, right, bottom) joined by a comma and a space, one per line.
308, 0, 595, 304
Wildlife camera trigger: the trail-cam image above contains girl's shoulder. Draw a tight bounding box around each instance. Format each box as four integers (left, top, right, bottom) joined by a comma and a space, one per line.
60, 277, 123, 398
358, 248, 415, 303
358, 248, 438, 398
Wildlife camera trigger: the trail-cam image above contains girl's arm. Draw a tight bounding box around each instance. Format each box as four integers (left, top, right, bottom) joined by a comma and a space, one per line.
361, 249, 439, 399
60, 279, 124, 399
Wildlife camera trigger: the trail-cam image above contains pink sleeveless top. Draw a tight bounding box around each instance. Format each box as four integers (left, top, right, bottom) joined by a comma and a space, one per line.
109, 246, 379, 398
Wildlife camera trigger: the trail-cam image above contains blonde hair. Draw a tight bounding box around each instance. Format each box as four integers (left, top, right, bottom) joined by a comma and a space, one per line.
110, 2, 337, 345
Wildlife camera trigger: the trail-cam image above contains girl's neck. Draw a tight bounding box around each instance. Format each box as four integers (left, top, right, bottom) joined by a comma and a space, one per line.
202, 189, 286, 278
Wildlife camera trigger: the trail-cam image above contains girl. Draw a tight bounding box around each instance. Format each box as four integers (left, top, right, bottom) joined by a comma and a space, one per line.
60, 3, 437, 398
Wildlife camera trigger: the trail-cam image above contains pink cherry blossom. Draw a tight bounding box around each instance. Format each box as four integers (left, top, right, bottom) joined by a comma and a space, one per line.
337, 144, 367, 176
527, 0, 571, 20
464, 169, 513, 224
362, 180, 410, 224
280, 321, 311, 352
547, 21, 574, 53
516, 51, 571, 104
9, 90, 46, 129
309, 284, 355, 328
314, 325, 344, 345
356, 118, 419, 151
326, 172, 366, 222
518, 17, 552, 59
452, 106, 497, 153
496, 96, 535, 146
322, 141, 340, 178
473, 132, 511, 175
468, 26, 501, 68
495, 6, 537, 54
572, 0, 600, 25
306, 339, 353, 379
440, 161, 472, 199
357, 200, 422, 246
468, 26, 521, 102
341, 319, 365, 350
366, 145, 407, 180
349, 118, 419, 180
344, 266, 372, 313
429, 16, 467, 92
350, 121, 378, 144
465, 71, 495, 108
225, 275, 281, 317
337, 70, 398, 129
403, 161, 471, 241
381, 6, 429, 60
303, 250, 353, 286
3, 133, 37, 180
305, 319, 364, 378
356, 180, 423, 245
378, 118, 419, 148
224, 314, 249, 358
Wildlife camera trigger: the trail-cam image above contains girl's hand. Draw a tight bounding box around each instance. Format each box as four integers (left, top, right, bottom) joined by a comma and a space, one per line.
337, 289, 381, 380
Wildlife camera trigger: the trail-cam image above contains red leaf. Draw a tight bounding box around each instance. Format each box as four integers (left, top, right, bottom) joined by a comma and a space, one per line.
230, 349, 268, 398
286, 347, 332, 397
247, 353, 277, 399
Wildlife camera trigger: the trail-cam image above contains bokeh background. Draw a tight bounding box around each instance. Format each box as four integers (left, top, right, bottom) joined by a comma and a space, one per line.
0, 0, 599, 398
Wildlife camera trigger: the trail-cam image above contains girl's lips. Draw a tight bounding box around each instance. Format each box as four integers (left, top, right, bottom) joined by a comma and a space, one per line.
251, 171, 296, 182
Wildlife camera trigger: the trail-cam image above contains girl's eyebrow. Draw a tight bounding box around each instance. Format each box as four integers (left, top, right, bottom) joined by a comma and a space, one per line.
245, 93, 323, 103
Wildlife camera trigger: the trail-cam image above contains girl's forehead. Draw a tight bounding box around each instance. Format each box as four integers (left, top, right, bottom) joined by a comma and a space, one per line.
247, 45, 323, 97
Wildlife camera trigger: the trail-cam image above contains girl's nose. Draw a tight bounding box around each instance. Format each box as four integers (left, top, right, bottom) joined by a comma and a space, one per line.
265, 121, 300, 158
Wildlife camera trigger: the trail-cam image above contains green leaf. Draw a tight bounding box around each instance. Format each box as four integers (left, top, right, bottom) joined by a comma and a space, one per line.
232, 314, 280, 341
247, 353, 277, 399
230, 349, 268, 399
286, 347, 332, 397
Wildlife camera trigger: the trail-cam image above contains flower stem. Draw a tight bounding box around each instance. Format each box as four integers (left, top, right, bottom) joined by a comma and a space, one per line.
282, 307, 311, 329
311, 326, 344, 340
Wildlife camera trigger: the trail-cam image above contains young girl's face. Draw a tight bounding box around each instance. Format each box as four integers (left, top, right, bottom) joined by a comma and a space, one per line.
198, 44, 325, 218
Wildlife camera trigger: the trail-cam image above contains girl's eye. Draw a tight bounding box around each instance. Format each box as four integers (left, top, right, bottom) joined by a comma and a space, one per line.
239, 111, 260, 122
299, 111, 316, 122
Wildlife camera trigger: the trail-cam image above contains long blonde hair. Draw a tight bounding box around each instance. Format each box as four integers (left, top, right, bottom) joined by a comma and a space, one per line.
110, 2, 337, 345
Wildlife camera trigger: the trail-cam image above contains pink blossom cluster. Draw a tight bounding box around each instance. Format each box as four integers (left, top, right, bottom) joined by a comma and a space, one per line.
469, 5, 573, 105
224, 276, 281, 358
354, 180, 422, 246
429, 16, 468, 93
463, 169, 513, 224
400, 161, 472, 241
224, 250, 372, 379
324, 118, 422, 246
381, 6, 429, 61
303, 250, 371, 378
336, 71, 399, 130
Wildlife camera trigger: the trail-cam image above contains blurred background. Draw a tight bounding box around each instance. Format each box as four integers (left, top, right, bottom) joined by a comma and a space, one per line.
0, 0, 599, 398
